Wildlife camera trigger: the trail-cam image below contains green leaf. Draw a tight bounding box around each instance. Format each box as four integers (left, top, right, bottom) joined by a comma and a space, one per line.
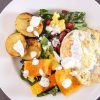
20, 69, 40, 86
37, 86, 60, 97
39, 36, 48, 46
60, 11, 86, 23
38, 9, 53, 19
69, 12, 86, 23
48, 86, 60, 96
44, 31, 51, 38
74, 22, 87, 29
39, 9, 49, 16
37, 92, 49, 97
42, 14, 53, 20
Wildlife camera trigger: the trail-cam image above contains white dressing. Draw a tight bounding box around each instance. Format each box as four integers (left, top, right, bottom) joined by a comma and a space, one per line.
39, 76, 50, 87
13, 40, 24, 57
62, 79, 72, 88
46, 26, 53, 32
23, 70, 29, 79
52, 25, 61, 34
52, 38, 60, 47
39, 68, 45, 76
30, 51, 37, 58
34, 31, 39, 37
26, 26, 34, 32
56, 65, 62, 70
32, 58, 39, 65
26, 16, 41, 33
30, 16, 41, 27
53, 51, 61, 63
70, 71, 78, 76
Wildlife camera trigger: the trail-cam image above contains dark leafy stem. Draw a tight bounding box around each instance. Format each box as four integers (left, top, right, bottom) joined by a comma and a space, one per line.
37, 86, 60, 97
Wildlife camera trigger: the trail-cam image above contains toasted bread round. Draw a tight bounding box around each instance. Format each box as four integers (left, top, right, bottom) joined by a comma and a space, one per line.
23, 39, 41, 60
15, 13, 43, 37
5, 33, 27, 57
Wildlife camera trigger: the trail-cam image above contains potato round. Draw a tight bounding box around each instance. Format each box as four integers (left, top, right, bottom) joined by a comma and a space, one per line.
5, 33, 27, 57
23, 39, 41, 60
15, 13, 43, 37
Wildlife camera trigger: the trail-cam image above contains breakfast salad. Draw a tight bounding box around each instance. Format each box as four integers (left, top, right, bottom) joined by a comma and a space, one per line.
5, 9, 100, 97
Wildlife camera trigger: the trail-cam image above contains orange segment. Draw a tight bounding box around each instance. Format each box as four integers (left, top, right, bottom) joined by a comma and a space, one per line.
24, 59, 53, 77
31, 74, 56, 95
51, 58, 59, 70
55, 69, 81, 96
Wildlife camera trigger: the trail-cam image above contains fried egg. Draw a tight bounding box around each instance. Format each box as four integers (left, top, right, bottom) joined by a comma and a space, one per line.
60, 28, 100, 85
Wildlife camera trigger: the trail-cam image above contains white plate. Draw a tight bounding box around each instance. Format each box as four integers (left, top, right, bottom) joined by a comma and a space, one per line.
0, 0, 100, 100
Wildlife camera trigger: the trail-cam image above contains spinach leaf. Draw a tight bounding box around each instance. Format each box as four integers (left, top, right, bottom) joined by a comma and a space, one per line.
48, 86, 60, 96
38, 9, 53, 19
37, 92, 49, 97
44, 31, 51, 38
39, 9, 49, 16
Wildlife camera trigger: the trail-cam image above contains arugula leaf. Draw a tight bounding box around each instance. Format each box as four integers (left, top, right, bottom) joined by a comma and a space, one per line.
69, 12, 86, 23
60, 11, 87, 29
61, 11, 86, 23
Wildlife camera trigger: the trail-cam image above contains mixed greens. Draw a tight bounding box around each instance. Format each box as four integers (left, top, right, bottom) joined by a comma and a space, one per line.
6, 8, 88, 97
39, 9, 87, 30
18, 9, 87, 97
